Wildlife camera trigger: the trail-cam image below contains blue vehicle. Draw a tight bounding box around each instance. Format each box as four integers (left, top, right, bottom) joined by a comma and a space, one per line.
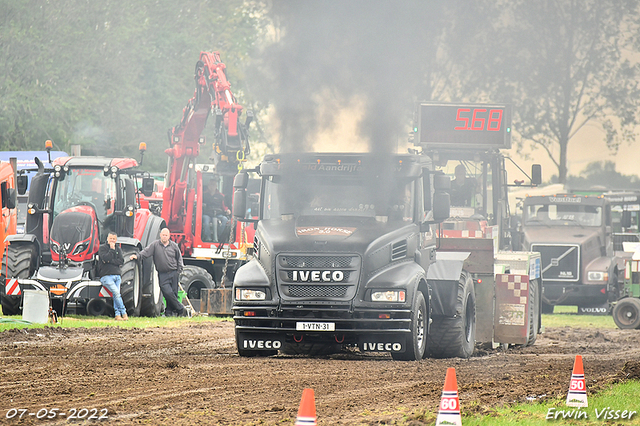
0, 151, 68, 185
0, 151, 68, 233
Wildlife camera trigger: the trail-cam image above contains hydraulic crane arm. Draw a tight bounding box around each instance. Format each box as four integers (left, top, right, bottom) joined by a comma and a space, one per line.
161, 51, 251, 235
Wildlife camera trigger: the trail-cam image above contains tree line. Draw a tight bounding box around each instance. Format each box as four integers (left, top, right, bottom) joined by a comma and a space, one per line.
1, 0, 639, 182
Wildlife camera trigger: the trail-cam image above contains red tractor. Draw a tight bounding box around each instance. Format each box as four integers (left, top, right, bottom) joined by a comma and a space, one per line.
160, 51, 254, 299
1, 149, 166, 317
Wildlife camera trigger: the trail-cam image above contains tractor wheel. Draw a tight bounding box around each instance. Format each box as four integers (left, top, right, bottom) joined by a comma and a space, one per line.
392, 291, 427, 361
180, 265, 215, 302
139, 215, 165, 317
524, 279, 540, 346
427, 272, 476, 359
612, 298, 640, 330
1, 243, 37, 315
86, 298, 108, 316
140, 263, 164, 317
120, 247, 142, 317
235, 328, 279, 357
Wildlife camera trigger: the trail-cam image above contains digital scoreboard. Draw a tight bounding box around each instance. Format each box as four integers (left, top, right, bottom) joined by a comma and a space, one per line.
416, 103, 512, 150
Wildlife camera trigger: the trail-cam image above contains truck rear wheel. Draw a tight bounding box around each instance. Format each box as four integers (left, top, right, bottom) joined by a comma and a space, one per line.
427, 272, 476, 359
612, 298, 640, 329
1, 243, 37, 315
120, 247, 142, 317
392, 291, 427, 361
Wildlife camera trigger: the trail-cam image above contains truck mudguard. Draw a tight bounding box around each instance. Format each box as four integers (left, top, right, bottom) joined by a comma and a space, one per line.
364, 260, 426, 300
427, 251, 470, 316
233, 259, 272, 289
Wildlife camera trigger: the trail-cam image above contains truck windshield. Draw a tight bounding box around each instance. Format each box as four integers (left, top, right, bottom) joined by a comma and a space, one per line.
524, 203, 602, 227
263, 176, 414, 222
52, 168, 117, 222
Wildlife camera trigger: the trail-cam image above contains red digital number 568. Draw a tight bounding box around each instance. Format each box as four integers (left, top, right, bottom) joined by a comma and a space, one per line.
454, 108, 503, 131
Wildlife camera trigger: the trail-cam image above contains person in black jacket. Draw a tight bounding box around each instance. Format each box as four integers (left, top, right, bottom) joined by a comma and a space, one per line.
98, 232, 128, 320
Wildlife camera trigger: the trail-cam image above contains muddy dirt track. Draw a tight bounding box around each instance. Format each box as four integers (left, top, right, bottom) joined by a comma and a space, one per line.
0, 320, 639, 425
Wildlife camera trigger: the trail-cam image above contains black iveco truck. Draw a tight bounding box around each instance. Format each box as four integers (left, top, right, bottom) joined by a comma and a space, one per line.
230, 152, 480, 361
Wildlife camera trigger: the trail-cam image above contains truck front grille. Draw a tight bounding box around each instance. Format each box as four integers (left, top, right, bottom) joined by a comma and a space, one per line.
532, 244, 580, 282
281, 255, 353, 268
288, 285, 348, 298
276, 253, 361, 301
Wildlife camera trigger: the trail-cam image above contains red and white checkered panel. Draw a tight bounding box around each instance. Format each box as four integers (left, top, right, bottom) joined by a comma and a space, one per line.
495, 274, 530, 342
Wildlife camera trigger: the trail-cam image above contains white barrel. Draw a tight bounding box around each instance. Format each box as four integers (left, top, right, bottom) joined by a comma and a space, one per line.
21, 290, 50, 324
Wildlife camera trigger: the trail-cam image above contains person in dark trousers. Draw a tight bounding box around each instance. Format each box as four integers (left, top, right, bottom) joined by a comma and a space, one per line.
98, 232, 128, 321
130, 228, 187, 317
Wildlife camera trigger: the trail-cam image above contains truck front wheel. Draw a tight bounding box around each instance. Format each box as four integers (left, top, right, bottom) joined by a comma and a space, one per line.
427, 272, 476, 359
392, 291, 427, 361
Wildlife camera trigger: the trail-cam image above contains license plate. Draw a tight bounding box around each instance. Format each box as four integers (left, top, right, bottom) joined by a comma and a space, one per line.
296, 322, 335, 331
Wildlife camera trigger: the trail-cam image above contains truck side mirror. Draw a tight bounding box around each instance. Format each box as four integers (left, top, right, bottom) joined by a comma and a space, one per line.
432, 173, 451, 222
17, 175, 28, 195
232, 188, 247, 220
433, 192, 450, 222
141, 177, 155, 197
433, 173, 451, 191
233, 172, 249, 189
6, 188, 17, 210
531, 164, 542, 185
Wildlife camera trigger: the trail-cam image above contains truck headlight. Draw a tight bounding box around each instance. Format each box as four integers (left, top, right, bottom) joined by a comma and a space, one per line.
235, 288, 266, 301
587, 271, 607, 282
371, 290, 406, 302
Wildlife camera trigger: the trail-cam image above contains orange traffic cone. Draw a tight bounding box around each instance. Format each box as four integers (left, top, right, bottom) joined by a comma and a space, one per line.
435, 368, 462, 426
294, 388, 317, 426
566, 355, 588, 408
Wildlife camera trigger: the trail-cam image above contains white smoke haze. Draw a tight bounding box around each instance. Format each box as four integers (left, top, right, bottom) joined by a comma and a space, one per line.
252, 0, 445, 156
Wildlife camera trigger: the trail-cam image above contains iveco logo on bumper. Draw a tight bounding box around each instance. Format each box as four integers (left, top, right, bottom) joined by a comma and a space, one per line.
292, 270, 345, 282
243, 340, 281, 349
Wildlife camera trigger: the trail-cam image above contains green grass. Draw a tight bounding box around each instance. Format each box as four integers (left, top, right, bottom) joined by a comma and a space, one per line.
459, 380, 640, 425
541, 305, 616, 329
0, 313, 228, 331
401, 380, 640, 425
